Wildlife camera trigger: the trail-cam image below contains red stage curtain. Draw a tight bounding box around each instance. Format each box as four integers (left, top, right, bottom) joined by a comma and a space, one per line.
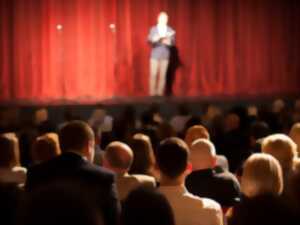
0, 0, 300, 102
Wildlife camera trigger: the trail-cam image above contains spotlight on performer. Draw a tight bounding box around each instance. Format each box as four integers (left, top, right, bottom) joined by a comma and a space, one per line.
56, 24, 63, 31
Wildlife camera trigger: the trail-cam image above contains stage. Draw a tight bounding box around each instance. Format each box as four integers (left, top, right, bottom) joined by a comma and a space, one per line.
1, 0, 300, 104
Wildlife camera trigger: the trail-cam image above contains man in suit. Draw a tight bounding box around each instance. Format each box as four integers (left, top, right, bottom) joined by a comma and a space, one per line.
103, 141, 156, 201
25, 121, 120, 225
148, 12, 175, 96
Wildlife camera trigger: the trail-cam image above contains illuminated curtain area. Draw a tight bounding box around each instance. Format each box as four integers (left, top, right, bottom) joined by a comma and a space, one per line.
0, 0, 300, 102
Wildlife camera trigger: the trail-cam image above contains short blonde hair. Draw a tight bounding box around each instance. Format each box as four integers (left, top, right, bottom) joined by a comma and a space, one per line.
185, 125, 210, 147
241, 153, 283, 198
262, 134, 297, 172
289, 123, 300, 156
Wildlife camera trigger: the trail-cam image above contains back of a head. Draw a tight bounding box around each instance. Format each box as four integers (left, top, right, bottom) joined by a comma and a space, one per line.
250, 121, 271, 140
31, 133, 61, 164
156, 137, 189, 179
122, 186, 175, 225
59, 121, 94, 153
129, 134, 155, 175
262, 134, 297, 172
157, 122, 176, 142
0, 134, 20, 168
224, 113, 240, 132
190, 139, 216, 170
104, 141, 133, 172
185, 125, 210, 147
20, 182, 104, 225
289, 123, 300, 156
241, 153, 283, 198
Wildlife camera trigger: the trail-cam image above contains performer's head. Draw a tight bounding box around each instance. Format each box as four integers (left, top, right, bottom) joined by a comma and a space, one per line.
157, 12, 168, 26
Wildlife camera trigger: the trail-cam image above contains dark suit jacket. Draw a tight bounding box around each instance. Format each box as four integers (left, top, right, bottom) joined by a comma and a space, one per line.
228, 194, 296, 225
186, 169, 241, 207
26, 152, 120, 225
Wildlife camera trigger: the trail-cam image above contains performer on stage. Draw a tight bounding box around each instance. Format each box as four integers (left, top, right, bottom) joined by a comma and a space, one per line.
148, 12, 175, 96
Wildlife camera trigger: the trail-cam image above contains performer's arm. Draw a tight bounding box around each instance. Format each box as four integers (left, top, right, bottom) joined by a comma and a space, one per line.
148, 28, 161, 44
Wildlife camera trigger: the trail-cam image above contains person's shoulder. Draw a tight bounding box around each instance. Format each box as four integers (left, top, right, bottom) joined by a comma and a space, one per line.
81, 162, 115, 183
130, 174, 156, 187
183, 191, 221, 212
201, 197, 222, 211
215, 171, 239, 184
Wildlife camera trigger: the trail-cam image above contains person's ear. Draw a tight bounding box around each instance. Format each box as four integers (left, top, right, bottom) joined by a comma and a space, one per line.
186, 162, 193, 175
212, 156, 217, 168
86, 140, 95, 162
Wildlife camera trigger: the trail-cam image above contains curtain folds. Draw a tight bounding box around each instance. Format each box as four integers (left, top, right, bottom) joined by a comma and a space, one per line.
0, 0, 299, 102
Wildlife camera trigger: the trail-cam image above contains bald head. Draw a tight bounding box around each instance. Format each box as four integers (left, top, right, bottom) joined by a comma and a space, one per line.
185, 125, 210, 147
190, 139, 216, 170
104, 142, 133, 173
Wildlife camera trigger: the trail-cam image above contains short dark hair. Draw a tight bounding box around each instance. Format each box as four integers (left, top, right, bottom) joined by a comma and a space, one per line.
122, 186, 175, 225
59, 121, 94, 153
156, 137, 189, 178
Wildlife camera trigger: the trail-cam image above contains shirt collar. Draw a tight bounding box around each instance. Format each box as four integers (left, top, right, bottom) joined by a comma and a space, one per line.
159, 184, 188, 195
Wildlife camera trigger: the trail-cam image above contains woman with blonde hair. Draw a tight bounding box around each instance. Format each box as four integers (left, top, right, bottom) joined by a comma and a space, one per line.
228, 153, 294, 225
289, 123, 300, 156
262, 134, 297, 188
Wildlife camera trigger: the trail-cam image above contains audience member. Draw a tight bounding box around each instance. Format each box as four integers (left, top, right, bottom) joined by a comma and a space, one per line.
25, 120, 120, 225
0, 183, 23, 225
157, 137, 223, 225
20, 182, 104, 225
103, 141, 156, 201
228, 153, 294, 225
122, 186, 175, 225
0, 133, 27, 185
128, 134, 156, 176
185, 125, 229, 172
262, 134, 298, 189
186, 139, 240, 209
31, 133, 61, 164
289, 123, 300, 156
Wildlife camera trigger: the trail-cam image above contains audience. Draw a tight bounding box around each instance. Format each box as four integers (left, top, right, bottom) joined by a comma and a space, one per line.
31, 133, 61, 165
0, 133, 27, 185
186, 139, 240, 210
1, 99, 300, 225
103, 141, 156, 201
122, 186, 175, 225
228, 153, 294, 225
156, 137, 223, 225
25, 120, 120, 225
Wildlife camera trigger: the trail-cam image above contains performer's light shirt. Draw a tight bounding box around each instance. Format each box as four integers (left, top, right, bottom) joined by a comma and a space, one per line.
157, 24, 168, 37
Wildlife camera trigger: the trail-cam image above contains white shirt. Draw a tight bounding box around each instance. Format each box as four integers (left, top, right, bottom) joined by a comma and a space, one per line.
157, 24, 168, 37
159, 185, 223, 225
